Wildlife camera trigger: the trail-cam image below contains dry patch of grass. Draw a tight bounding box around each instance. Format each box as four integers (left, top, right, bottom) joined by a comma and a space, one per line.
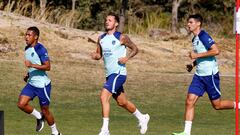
0, 10, 235, 76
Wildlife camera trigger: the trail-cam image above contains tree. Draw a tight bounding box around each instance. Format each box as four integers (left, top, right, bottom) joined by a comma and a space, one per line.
0, 0, 9, 10
40, 0, 47, 16
72, 0, 76, 11
118, 0, 128, 33
171, 0, 182, 33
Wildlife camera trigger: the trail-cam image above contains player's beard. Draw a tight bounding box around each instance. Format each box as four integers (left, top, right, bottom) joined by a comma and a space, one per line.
105, 27, 118, 33
26, 41, 31, 46
105, 27, 112, 32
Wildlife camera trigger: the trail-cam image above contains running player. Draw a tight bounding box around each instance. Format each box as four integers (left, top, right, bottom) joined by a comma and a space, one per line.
17, 27, 61, 135
91, 13, 150, 135
172, 14, 238, 135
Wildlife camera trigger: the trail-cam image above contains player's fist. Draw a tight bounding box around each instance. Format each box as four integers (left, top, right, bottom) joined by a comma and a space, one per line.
23, 73, 29, 83
186, 64, 193, 72
91, 52, 101, 60
118, 57, 129, 64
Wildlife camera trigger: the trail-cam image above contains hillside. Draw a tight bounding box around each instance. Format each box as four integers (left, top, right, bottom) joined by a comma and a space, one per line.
0, 10, 235, 76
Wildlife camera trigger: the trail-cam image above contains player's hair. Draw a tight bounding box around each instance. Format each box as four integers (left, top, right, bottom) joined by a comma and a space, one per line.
188, 14, 203, 27
27, 26, 40, 38
107, 12, 119, 23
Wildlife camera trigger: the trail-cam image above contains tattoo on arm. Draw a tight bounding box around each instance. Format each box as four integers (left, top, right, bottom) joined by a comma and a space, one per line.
92, 37, 102, 60
121, 35, 138, 59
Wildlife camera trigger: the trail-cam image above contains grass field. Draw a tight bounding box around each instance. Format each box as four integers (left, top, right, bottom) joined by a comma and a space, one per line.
0, 59, 235, 135
0, 10, 237, 135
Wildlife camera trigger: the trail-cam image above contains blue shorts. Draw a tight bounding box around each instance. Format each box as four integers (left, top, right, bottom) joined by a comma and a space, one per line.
188, 72, 221, 100
104, 73, 126, 96
20, 83, 51, 106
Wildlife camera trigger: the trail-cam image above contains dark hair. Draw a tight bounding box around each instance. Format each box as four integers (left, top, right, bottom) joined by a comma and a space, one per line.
27, 26, 40, 37
107, 12, 119, 23
188, 14, 203, 26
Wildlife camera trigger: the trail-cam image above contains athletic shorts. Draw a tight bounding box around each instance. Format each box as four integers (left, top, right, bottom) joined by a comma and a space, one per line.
188, 72, 221, 100
20, 83, 51, 106
104, 73, 126, 96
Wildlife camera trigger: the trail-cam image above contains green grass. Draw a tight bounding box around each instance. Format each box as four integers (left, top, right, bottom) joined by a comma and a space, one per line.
0, 60, 235, 135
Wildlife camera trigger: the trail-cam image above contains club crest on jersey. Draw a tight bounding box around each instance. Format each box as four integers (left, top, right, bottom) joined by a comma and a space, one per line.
44, 53, 48, 58
112, 40, 116, 45
31, 52, 34, 57
208, 38, 214, 44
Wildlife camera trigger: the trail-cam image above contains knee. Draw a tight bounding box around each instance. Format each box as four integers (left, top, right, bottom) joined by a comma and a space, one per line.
100, 92, 110, 104
185, 98, 195, 107
212, 103, 221, 110
17, 102, 26, 110
100, 94, 108, 103
117, 100, 128, 107
41, 108, 50, 116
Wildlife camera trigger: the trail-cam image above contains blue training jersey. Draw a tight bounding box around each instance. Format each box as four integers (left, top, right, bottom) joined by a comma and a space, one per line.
99, 31, 127, 77
25, 43, 51, 88
192, 30, 218, 76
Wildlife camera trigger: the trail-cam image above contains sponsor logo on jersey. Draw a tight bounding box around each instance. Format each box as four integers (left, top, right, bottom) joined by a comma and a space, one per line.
103, 49, 112, 57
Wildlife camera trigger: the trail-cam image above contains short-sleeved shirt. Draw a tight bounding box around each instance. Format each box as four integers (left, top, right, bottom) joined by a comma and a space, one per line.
25, 43, 51, 88
192, 30, 218, 76
99, 31, 127, 77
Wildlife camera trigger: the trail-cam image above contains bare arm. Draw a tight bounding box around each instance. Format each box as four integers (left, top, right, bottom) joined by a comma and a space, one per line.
121, 35, 138, 59
25, 60, 51, 71
189, 44, 220, 59
118, 35, 138, 64
187, 44, 219, 72
91, 37, 102, 60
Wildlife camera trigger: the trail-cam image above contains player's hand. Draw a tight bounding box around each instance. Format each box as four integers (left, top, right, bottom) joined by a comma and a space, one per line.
23, 73, 29, 83
189, 51, 198, 59
91, 52, 101, 60
25, 60, 32, 68
186, 64, 193, 72
118, 57, 129, 64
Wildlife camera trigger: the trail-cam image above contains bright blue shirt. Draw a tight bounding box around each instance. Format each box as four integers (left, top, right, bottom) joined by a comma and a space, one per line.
25, 43, 51, 88
192, 30, 218, 76
99, 32, 127, 77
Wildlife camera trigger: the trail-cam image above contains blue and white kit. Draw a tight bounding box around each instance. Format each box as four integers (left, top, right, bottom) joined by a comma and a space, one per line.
188, 30, 221, 100
20, 43, 51, 106
99, 31, 127, 95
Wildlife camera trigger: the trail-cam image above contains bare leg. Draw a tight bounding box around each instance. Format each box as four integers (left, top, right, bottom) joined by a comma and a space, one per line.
40, 106, 55, 125
100, 89, 112, 118
181, 93, 200, 135
185, 94, 199, 121
41, 106, 60, 134
211, 98, 234, 110
17, 95, 33, 114
99, 88, 112, 134
113, 92, 136, 113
